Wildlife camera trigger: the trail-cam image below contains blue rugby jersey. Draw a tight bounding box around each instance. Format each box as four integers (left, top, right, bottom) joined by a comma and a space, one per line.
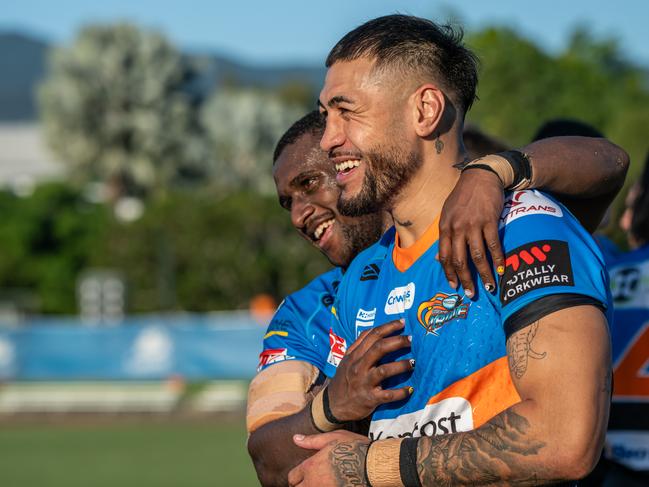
325, 190, 612, 440
257, 267, 342, 373
606, 244, 649, 472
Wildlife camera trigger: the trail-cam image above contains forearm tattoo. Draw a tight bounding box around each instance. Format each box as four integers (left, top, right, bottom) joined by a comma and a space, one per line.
506, 322, 547, 379
330, 442, 369, 487
416, 410, 552, 486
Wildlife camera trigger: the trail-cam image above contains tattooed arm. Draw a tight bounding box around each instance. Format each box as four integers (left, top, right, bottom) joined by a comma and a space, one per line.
288, 305, 610, 486
415, 305, 611, 485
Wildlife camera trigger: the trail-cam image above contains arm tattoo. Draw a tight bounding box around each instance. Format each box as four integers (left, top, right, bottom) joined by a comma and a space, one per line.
417, 409, 552, 486
506, 322, 547, 379
330, 442, 369, 486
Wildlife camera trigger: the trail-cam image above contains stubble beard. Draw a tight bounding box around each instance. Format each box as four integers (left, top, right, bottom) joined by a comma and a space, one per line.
337, 143, 421, 218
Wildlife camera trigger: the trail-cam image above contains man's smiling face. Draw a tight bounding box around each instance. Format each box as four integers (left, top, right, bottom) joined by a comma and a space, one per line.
318, 57, 421, 217
273, 130, 383, 268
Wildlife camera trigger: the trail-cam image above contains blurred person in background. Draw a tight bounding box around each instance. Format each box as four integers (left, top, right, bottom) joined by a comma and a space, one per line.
593, 150, 649, 485
247, 109, 629, 486
531, 118, 623, 262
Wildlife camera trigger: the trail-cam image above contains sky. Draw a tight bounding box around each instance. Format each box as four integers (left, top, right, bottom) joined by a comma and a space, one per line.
2, 0, 648, 67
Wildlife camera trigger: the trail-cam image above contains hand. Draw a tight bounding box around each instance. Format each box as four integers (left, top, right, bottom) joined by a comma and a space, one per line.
327, 319, 413, 422
288, 431, 370, 487
438, 167, 505, 298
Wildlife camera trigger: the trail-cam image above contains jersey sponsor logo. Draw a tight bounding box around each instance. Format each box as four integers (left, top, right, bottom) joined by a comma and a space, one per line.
384, 282, 416, 315
500, 240, 574, 305
606, 431, 649, 470
264, 318, 293, 340
613, 322, 649, 399
360, 263, 381, 281
611, 267, 641, 304
257, 348, 291, 371
368, 397, 473, 440
416, 292, 469, 335
321, 293, 335, 307
355, 308, 376, 337
499, 190, 563, 228
327, 329, 347, 367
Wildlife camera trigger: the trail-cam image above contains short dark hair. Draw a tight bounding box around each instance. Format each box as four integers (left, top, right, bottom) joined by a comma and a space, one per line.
532, 118, 604, 141
273, 110, 325, 163
326, 14, 479, 112
631, 150, 649, 244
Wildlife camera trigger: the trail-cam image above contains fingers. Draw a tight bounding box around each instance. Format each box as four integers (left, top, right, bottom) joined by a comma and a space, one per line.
484, 222, 505, 280
293, 432, 338, 450
376, 384, 414, 404
370, 358, 415, 384
450, 227, 474, 298
363, 334, 412, 365
287, 463, 305, 486
437, 223, 457, 289
294, 431, 367, 450
467, 229, 495, 293
351, 319, 406, 357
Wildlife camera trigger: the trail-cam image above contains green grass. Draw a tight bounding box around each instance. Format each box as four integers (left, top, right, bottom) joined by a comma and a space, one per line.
0, 419, 258, 487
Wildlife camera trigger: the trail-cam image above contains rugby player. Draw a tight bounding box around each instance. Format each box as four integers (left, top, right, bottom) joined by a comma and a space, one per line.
247, 120, 628, 485
602, 152, 649, 482
287, 15, 629, 486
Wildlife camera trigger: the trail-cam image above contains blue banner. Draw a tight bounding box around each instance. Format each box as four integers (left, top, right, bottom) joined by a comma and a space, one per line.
0, 313, 267, 380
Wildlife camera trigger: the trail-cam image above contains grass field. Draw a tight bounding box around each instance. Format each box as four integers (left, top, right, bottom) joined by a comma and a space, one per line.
0, 417, 258, 486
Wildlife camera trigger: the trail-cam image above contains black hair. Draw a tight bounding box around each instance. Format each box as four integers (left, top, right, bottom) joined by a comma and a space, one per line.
273, 110, 325, 163
532, 118, 604, 141
326, 14, 479, 113
631, 150, 649, 245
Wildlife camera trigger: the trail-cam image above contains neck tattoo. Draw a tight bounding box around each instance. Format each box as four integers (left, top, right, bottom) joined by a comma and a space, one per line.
435, 136, 444, 154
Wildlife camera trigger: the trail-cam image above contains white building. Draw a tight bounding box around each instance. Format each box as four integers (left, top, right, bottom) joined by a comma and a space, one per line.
0, 123, 63, 195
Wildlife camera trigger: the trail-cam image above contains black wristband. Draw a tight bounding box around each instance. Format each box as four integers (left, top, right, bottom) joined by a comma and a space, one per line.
322, 387, 345, 425
495, 150, 532, 190
460, 163, 502, 180
399, 438, 422, 487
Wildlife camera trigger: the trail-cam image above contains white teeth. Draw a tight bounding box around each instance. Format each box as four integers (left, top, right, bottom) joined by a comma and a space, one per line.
335, 160, 361, 173
314, 219, 335, 240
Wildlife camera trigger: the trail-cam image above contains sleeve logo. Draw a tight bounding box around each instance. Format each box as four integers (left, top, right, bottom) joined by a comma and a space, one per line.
327, 329, 347, 367
355, 308, 376, 337
499, 190, 563, 228
257, 348, 290, 371
500, 240, 574, 305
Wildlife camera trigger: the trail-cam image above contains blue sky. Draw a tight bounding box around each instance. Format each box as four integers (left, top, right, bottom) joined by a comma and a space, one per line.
2, 0, 647, 66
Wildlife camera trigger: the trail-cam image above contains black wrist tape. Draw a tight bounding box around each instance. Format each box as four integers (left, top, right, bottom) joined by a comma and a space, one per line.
495, 150, 532, 190
323, 387, 345, 425
399, 438, 422, 487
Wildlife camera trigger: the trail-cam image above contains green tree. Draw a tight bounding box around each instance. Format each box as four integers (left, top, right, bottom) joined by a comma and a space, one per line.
39, 23, 209, 198
201, 88, 305, 194
0, 184, 109, 314
91, 188, 331, 312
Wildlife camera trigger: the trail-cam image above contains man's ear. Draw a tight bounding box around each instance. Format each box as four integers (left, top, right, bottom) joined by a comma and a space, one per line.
412, 84, 445, 138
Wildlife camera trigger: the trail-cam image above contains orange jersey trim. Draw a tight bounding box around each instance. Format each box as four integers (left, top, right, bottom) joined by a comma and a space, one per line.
393, 214, 441, 273
426, 356, 521, 428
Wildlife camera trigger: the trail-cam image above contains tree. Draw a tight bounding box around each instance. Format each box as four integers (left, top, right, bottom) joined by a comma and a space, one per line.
201, 88, 305, 194
39, 23, 209, 198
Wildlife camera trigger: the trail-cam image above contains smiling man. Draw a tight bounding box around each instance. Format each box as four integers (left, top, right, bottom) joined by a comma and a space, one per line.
248, 110, 628, 485
287, 15, 629, 486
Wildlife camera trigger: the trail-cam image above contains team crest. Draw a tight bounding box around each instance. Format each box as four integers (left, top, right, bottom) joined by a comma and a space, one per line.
417, 292, 469, 335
